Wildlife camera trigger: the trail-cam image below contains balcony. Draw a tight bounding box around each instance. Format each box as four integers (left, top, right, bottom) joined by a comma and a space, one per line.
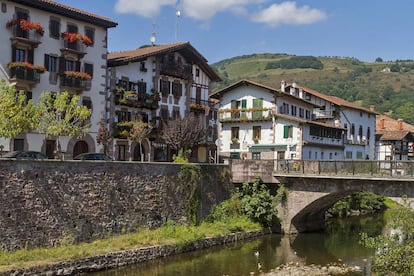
10, 25, 41, 48
60, 75, 90, 93
219, 108, 272, 123
9, 67, 40, 85
114, 89, 158, 109
61, 40, 87, 59
160, 61, 192, 80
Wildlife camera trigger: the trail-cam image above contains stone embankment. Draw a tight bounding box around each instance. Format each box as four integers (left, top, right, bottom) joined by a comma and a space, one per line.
2, 229, 271, 276
262, 262, 363, 276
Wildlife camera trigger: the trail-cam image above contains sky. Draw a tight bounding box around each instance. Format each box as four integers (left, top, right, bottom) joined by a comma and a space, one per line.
55, 0, 414, 64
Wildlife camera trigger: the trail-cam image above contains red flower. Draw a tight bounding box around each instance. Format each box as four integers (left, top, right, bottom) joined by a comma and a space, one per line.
63, 71, 92, 80
62, 32, 93, 46
6, 19, 44, 36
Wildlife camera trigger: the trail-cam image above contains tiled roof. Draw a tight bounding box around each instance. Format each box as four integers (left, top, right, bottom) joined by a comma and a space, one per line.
377, 130, 413, 141
210, 79, 318, 108
108, 41, 220, 82
284, 83, 376, 114
108, 42, 192, 63
376, 114, 414, 131
10, 0, 117, 28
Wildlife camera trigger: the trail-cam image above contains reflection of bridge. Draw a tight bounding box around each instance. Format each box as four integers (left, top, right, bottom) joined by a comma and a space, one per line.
231, 160, 414, 234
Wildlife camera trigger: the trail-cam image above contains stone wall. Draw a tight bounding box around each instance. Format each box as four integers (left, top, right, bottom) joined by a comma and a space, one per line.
0, 160, 232, 251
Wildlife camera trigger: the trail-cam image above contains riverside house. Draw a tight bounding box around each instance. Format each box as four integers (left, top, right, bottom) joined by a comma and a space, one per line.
107, 42, 221, 162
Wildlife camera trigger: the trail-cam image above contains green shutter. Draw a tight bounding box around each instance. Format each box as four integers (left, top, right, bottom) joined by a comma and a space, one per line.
283, 125, 289, 138
241, 99, 247, 108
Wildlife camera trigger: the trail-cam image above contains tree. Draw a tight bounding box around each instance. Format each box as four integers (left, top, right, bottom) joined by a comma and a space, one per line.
393, 102, 414, 125
96, 119, 113, 155
37, 91, 91, 159
129, 121, 151, 162
0, 79, 39, 139
161, 115, 206, 156
375, 57, 383, 62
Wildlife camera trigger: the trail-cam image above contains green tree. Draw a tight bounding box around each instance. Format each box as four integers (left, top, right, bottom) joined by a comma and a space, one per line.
375, 57, 383, 62
236, 176, 278, 227
393, 102, 414, 125
129, 121, 151, 162
37, 91, 91, 159
0, 80, 39, 139
360, 202, 414, 275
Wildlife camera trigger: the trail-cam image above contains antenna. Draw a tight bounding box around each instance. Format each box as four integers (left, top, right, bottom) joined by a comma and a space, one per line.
150, 23, 156, 46
175, 9, 181, 42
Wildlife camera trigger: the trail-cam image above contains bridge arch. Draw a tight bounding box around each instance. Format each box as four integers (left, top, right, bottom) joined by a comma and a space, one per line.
277, 176, 414, 234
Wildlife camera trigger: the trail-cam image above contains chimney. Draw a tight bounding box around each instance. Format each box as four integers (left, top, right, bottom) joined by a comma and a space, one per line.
380, 118, 385, 129
370, 105, 375, 112
398, 119, 403, 130
280, 80, 286, 92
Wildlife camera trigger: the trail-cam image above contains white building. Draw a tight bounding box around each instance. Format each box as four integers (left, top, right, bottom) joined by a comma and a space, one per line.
0, 0, 117, 158
210, 79, 345, 161
281, 82, 376, 160
107, 42, 221, 162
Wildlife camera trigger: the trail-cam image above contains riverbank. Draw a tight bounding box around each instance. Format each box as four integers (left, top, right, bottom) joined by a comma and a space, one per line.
1, 228, 271, 276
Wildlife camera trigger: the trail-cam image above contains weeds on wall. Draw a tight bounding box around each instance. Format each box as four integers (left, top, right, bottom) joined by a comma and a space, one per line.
177, 164, 201, 225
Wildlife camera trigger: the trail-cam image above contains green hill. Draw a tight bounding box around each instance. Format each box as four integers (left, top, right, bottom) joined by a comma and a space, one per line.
211, 54, 414, 124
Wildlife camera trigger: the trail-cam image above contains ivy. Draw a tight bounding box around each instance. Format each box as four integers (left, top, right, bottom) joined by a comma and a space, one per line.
177, 165, 201, 225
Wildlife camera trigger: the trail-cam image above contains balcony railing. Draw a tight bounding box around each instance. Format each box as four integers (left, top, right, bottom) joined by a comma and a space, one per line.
10, 25, 41, 47
160, 62, 192, 80
219, 109, 272, 123
9, 67, 40, 83
60, 75, 90, 91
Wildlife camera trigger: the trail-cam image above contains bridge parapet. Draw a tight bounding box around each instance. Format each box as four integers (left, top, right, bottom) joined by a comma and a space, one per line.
275, 159, 414, 179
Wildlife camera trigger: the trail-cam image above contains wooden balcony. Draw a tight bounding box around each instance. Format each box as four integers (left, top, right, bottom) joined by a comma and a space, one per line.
60, 75, 90, 93
219, 109, 272, 123
10, 25, 41, 48
9, 67, 40, 85
160, 62, 192, 80
60, 40, 87, 59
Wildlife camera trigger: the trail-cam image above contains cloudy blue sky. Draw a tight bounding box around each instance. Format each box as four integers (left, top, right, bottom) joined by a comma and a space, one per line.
56, 1, 414, 64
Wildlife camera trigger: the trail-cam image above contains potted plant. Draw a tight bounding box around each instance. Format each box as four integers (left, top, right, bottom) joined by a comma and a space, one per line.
63, 71, 92, 80
6, 18, 44, 36
7, 61, 45, 73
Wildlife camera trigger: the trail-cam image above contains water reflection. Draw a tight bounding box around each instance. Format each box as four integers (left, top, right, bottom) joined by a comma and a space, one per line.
90, 213, 385, 276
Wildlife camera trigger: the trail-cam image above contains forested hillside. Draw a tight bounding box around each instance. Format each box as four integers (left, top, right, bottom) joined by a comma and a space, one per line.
210, 54, 414, 124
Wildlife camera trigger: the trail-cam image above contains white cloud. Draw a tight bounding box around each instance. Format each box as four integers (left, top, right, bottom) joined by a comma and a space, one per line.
114, 0, 327, 28
251, 2, 327, 27
114, 0, 176, 18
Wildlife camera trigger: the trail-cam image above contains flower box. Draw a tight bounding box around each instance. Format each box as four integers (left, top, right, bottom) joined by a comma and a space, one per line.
6, 19, 44, 36
62, 32, 92, 46
63, 71, 92, 80
7, 61, 45, 73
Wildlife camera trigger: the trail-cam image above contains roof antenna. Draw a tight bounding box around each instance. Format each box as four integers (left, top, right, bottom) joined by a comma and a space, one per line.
150, 22, 156, 46
175, 9, 181, 42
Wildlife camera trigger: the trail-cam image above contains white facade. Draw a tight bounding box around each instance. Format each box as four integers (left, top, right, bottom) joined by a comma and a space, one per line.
0, 0, 116, 158
282, 82, 376, 160
212, 80, 343, 161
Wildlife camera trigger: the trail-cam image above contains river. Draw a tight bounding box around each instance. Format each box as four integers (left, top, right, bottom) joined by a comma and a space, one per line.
89, 212, 387, 276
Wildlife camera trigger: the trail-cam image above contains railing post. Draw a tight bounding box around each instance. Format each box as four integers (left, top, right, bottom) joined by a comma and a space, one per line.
318, 160, 321, 175
301, 160, 304, 174
370, 160, 373, 176
335, 160, 337, 175
352, 160, 355, 175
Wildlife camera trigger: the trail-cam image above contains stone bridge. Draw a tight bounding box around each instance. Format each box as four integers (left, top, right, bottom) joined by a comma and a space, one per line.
231, 160, 414, 234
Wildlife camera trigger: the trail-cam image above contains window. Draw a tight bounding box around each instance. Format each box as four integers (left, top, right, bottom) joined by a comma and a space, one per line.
231, 127, 239, 140
291, 105, 297, 116
117, 109, 130, 122
305, 110, 310, 119
351, 123, 355, 136
252, 152, 261, 160
367, 127, 371, 141
82, 97, 92, 109
84, 63, 93, 77
346, 151, 353, 159
252, 98, 262, 119
253, 126, 261, 141
13, 139, 24, 151
356, 151, 363, 159
44, 54, 58, 72
196, 87, 201, 103
14, 48, 26, 62
172, 81, 182, 98
84, 27, 95, 47
160, 79, 170, 97
49, 17, 60, 39
117, 144, 126, 161
283, 125, 293, 138
299, 108, 304, 118
358, 125, 363, 138
140, 61, 146, 72
137, 81, 146, 94
195, 68, 200, 77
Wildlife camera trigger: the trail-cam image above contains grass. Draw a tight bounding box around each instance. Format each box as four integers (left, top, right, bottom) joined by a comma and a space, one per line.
0, 217, 261, 273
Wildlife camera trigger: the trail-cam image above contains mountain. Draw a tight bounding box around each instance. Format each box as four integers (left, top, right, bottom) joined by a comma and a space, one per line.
210, 54, 414, 124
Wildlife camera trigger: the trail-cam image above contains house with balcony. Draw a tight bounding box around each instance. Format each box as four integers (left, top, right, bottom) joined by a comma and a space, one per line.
210, 79, 346, 161
376, 114, 414, 161
280, 81, 376, 160
0, 0, 117, 158
107, 42, 221, 162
